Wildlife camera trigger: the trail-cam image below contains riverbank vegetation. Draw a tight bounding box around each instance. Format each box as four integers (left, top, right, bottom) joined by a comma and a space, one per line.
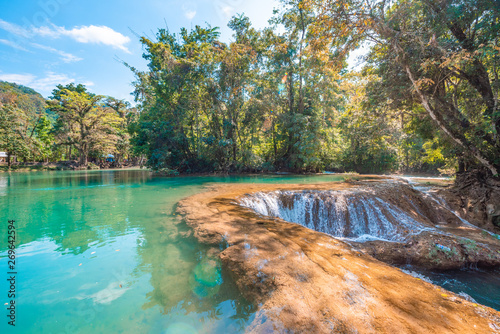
1, 0, 498, 178
0, 81, 139, 169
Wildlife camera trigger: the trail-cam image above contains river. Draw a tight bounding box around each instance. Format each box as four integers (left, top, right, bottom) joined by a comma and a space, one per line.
0, 169, 498, 333
0, 169, 347, 333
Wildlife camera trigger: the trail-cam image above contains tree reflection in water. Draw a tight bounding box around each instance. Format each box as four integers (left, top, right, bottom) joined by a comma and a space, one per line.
0, 170, 255, 333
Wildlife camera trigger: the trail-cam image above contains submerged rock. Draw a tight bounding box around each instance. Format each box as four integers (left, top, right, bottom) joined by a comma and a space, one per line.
178, 180, 500, 333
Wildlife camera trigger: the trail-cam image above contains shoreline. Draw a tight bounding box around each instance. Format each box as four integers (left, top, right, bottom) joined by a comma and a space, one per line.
177, 180, 500, 333
0, 165, 452, 181
0, 165, 144, 173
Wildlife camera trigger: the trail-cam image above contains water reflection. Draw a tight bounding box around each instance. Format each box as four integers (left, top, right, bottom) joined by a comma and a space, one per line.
0, 175, 7, 196
0, 170, 254, 334
2, 170, 499, 333
138, 215, 255, 332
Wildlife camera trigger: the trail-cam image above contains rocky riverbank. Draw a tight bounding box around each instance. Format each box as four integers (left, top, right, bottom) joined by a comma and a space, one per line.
178, 180, 500, 333
437, 170, 500, 233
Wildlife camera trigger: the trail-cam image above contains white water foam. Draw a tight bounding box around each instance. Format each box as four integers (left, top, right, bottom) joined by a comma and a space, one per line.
239, 189, 435, 242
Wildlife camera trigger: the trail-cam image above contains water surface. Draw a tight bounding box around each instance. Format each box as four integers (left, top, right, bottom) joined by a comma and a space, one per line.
2, 170, 498, 334
0, 170, 348, 333
400, 266, 500, 311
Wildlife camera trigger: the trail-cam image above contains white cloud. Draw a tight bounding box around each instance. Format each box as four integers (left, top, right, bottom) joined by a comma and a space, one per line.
0, 19, 131, 53
182, 3, 197, 20
0, 72, 93, 96
0, 19, 30, 38
30, 73, 76, 92
0, 73, 36, 86
31, 43, 82, 63
81, 81, 95, 87
0, 21, 82, 61
214, 4, 235, 19
221, 6, 234, 17
56, 25, 131, 53
0, 39, 29, 51
184, 10, 197, 20
32, 25, 61, 38
0, 35, 81, 62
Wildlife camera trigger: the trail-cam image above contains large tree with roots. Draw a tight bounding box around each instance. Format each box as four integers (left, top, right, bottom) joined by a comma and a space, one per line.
299, 0, 500, 176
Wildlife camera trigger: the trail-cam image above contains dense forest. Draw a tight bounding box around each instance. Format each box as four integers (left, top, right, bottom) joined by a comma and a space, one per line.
0, 81, 138, 168
1, 0, 498, 177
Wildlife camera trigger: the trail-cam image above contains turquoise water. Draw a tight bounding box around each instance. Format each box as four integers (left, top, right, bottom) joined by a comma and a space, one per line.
0, 170, 348, 333
401, 266, 500, 311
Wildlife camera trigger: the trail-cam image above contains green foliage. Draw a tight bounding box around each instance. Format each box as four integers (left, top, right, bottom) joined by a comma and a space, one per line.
34, 116, 55, 161
0, 104, 31, 163
129, 9, 346, 173
129, 21, 261, 172
48, 85, 134, 166
0, 81, 50, 163
303, 0, 500, 176
335, 73, 399, 173
0, 81, 138, 168
461, 238, 478, 253
7, 0, 497, 175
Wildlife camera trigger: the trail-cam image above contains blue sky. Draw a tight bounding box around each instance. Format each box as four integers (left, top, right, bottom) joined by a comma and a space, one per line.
0, 0, 279, 103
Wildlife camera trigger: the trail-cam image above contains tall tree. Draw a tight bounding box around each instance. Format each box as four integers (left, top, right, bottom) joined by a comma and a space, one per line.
0, 81, 49, 162
302, 0, 500, 176
49, 87, 121, 166
105, 97, 135, 163
266, 1, 344, 171
129, 22, 267, 173
0, 104, 30, 167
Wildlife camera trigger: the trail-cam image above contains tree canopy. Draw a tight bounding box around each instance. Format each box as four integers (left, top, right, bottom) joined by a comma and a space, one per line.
0, 81, 136, 167
2, 0, 499, 177
301, 0, 500, 175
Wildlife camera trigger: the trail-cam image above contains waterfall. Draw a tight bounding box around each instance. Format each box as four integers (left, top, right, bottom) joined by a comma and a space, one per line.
238, 189, 437, 243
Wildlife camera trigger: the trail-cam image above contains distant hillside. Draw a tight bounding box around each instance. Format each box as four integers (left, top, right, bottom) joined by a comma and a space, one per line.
0, 81, 47, 117
0, 81, 42, 97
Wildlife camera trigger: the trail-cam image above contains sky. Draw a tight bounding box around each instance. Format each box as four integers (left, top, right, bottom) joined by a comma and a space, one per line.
0, 0, 280, 103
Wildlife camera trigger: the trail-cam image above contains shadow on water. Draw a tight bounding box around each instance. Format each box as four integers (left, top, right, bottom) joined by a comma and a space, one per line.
138, 215, 256, 333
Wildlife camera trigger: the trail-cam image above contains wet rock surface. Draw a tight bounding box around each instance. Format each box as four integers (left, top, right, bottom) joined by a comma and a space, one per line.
178, 180, 500, 333
239, 180, 500, 270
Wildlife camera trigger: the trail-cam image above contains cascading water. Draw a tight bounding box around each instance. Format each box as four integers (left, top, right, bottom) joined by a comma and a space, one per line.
238, 181, 500, 313
239, 188, 437, 242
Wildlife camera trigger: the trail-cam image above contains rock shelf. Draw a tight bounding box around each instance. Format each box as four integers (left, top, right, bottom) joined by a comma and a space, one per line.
177, 181, 500, 333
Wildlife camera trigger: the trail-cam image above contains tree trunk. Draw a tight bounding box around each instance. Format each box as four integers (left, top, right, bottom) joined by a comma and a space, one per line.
273, 116, 277, 164
79, 145, 88, 166
370, 11, 500, 176
425, 1, 500, 136
298, 8, 306, 114
288, 69, 294, 114
403, 62, 499, 176
287, 68, 295, 158
458, 156, 465, 174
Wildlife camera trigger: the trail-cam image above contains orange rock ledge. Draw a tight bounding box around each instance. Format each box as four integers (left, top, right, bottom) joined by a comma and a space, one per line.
177, 182, 500, 333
